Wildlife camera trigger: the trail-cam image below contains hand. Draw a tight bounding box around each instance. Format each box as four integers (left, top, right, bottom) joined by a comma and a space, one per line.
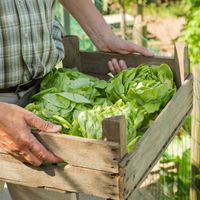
95, 34, 153, 74
0, 103, 62, 166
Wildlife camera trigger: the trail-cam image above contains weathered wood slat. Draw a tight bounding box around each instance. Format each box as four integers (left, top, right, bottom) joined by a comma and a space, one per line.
80, 51, 181, 85
102, 116, 127, 159
80, 52, 175, 74
191, 65, 200, 200
174, 43, 190, 88
62, 36, 81, 69
0, 153, 119, 200
128, 187, 156, 200
1, 132, 120, 173
35, 133, 120, 173
102, 116, 128, 200
120, 76, 193, 199
126, 109, 191, 200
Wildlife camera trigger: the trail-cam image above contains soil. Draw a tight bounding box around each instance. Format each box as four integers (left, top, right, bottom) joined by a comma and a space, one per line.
145, 16, 186, 56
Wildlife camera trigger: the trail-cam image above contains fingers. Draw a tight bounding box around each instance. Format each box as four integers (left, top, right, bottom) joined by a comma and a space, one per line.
119, 60, 127, 70
128, 43, 153, 57
24, 112, 61, 133
0, 128, 62, 166
124, 41, 153, 57
28, 133, 62, 163
18, 129, 62, 164
108, 58, 127, 74
0, 105, 62, 167
18, 150, 42, 166
0, 140, 40, 166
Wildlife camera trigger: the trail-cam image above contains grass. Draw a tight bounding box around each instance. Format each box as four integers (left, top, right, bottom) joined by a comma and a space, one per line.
127, 2, 191, 19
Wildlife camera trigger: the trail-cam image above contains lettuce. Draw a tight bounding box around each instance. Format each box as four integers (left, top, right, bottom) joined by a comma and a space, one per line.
26, 64, 176, 152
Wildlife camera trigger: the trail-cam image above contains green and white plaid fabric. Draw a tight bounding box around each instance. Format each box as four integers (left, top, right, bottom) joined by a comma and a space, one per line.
0, 0, 65, 88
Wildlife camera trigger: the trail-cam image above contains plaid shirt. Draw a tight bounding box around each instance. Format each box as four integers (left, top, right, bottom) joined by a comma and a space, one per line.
0, 0, 65, 88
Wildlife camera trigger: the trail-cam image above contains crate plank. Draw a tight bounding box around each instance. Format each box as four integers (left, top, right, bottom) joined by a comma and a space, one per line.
34, 133, 120, 173
174, 43, 190, 88
120, 76, 193, 199
7, 133, 120, 173
33, 133, 120, 173
128, 187, 156, 200
102, 116, 127, 200
191, 65, 200, 200
102, 116, 127, 159
80, 52, 175, 74
62, 36, 81, 69
79, 51, 182, 86
0, 153, 119, 200
126, 111, 191, 200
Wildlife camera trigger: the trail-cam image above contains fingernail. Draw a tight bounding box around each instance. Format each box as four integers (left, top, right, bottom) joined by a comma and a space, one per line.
51, 125, 62, 132
112, 58, 117, 62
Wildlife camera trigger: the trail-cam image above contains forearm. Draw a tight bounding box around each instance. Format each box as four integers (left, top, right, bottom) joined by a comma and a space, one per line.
60, 0, 114, 49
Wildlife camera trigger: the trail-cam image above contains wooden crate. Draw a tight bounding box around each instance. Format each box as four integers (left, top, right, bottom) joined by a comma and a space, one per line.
0, 36, 193, 200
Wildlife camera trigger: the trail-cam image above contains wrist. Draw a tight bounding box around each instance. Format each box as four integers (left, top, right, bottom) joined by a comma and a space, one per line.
90, 28, 115, 52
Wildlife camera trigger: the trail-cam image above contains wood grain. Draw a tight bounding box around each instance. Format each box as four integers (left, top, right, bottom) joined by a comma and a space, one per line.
79, 51, 182, 86
128, 187, 156, 200
0, 153, 119, 200
102, 116, 127, 200
62, 36, 81, 69
34, 133, 120, 173
32, 132, 120, 173
80, 51, 175, 74
102, 116, 127, 159
120, 76, 193, 199
191, 65, 200, 200
174, 43, 190, 88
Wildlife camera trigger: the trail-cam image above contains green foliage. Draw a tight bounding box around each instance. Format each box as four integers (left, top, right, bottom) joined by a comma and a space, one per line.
26, 64, 176, 152
141, 1, 190, 19
160, 131, 191, 200
181, 9, 200, 65
183, 0, 200, 7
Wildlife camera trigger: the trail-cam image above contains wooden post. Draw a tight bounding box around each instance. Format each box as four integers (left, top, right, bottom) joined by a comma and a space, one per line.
102, 116, 127, 200
174, 43, 190, 88
191, 65, 200, 200
102, 115, 127, 159
62, 36, 81, 70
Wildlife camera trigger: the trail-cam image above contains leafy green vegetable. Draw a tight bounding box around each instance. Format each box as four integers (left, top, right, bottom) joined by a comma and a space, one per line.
26, 64, 176, 152
106, 64, 176, 112
72, 100, 145, 142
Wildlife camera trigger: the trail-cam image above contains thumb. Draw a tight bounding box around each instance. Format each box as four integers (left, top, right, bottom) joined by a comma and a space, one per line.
25, 113, 61, 132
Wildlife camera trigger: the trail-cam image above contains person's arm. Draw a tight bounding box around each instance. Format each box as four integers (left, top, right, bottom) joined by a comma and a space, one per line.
0, 103, 62, 166
60, 0, 153, 74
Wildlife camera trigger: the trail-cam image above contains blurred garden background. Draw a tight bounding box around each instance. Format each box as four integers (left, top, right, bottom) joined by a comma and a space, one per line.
55, 1, 199, 199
